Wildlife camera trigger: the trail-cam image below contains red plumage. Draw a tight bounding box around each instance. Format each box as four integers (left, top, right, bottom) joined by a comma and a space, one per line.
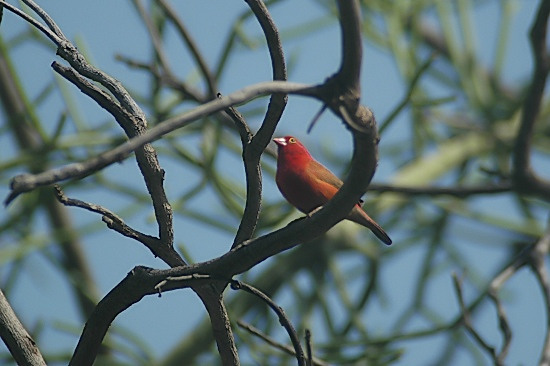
274, 136, 392, 245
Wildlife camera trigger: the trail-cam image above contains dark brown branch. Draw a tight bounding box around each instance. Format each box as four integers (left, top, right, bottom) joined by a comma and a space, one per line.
155, 136, 379, 282
51, 62, 130, 129
50, 62, 175, 248
231, 280, 305, 365
221, 96, 253, 146
305, 329, 313, 366
232, 0, 288, 246
69, 268, 212, 366
335, 0, 362, 91
53, 186, 185, 267
195, 287, 239, 366
512, 0, 550, 201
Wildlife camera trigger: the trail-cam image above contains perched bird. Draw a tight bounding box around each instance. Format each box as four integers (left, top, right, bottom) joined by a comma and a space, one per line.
273, 136, 392, 245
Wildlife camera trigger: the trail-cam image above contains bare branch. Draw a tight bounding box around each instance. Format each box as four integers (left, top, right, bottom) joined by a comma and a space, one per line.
6, 81, 316, 204
0, 1, 61, 44
487, 290, 512, 364
131, 0, 177, 95
0, 289, 46, 366
305, 329, 313, 366
157, 0, 218, 97
335, 0, 362, 91
69, 267, 212, 366
237, 321, 330, 366
231, 280, 305, 365
21, 0, 66, 39
53, 186, 185, 265
529, 228, 550, 365
512, 0, 550, 201
233, 0, 288, 246
51, 62, 130, 127
453, 274, 501, 365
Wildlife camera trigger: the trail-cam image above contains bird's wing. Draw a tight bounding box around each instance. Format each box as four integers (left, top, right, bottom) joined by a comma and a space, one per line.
307, 160, 364, 205
307, 160, 343, 189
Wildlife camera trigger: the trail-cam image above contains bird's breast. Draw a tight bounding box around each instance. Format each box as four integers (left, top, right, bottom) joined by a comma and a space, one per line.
276, 165, 335, 213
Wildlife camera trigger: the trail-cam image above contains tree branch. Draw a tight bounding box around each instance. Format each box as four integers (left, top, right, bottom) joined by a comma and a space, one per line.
231, 280, 305, 365
0, 289, 46, 366
6, 80, 316, 204
157, 0, 218, 98
453, 274, 501, 365
512, 0, 550, 201
237, 321, 330, 366
69, 268, 212, 366
233, 0, 288, 246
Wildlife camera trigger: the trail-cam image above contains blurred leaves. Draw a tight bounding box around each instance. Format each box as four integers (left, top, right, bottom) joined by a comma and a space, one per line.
1, 0, 548, 365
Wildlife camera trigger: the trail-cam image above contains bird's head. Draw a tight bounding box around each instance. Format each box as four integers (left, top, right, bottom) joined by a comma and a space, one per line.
273, 135, 306, 149
273, 136, 312, 164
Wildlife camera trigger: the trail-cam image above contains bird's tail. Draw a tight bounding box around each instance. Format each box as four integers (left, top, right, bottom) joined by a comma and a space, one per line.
347, 206, 392, 245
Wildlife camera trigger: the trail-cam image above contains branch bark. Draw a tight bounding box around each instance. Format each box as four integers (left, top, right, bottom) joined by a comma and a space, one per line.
0, 290, 46, 366
512, 0, 550, 201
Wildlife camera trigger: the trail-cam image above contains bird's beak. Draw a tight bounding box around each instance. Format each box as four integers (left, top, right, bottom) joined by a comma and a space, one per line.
273, 137, 286, 146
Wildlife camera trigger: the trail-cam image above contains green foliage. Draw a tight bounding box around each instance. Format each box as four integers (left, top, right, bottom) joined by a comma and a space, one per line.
0, 1, 548, 365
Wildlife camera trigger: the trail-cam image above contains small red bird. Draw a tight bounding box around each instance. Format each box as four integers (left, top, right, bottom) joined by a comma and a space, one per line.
274, 136, 392, 245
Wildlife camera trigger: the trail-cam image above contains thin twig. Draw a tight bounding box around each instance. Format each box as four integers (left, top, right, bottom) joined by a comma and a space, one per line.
452, 273, 501, 365
115, 54, 202, 100
21, 0, 66, 38
237, 321, 329, 366
305, 329, 313, 366
231, 280, 306, 365
307, 104, 328, 133
379, 53, 437, 134
157, 0, 218, 97
529, 228, 550, 365
487, 289, 512, 364
0, 1, 61, 44
512, 0, 550, 201
232, 0, 288, 246
217, 93, 253, 146
53, 185, 168, 256
132, 0, 174, 79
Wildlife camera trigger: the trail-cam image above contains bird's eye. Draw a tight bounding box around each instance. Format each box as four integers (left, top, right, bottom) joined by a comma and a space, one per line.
289, 137, 296, 143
